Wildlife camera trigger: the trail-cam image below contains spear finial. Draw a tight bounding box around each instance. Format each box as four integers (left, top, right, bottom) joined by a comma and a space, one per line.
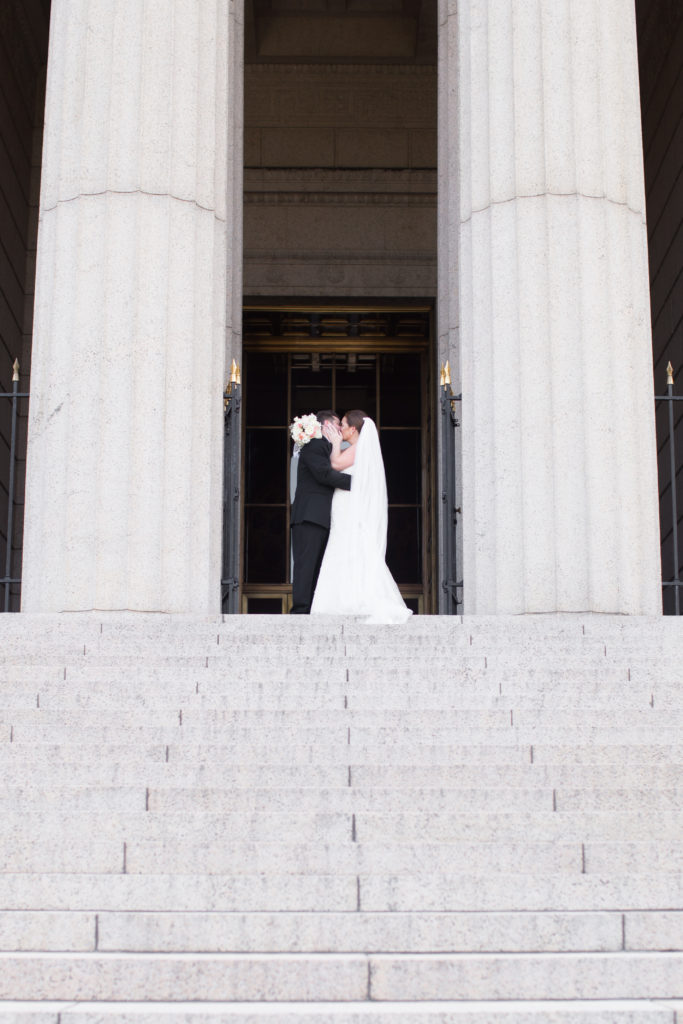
667, 361, 674, 387
12, 359, 19, 383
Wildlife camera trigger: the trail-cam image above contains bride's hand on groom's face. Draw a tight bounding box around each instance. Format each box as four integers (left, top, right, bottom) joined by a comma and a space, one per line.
323, 422, 341, 445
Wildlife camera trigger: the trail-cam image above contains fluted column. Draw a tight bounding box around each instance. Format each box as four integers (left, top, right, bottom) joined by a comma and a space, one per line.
22, 0, 243, 613
446, 0, 661, 614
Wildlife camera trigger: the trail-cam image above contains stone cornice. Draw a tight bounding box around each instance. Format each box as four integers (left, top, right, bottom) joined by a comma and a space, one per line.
245, 191, 435, 206
244, 250, 436, 263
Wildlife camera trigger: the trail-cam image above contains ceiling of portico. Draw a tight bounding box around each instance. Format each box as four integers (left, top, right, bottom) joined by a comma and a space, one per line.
245, 0, 437, 64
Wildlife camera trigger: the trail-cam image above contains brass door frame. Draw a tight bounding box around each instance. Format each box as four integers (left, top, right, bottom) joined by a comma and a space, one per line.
241, 302, 437, 613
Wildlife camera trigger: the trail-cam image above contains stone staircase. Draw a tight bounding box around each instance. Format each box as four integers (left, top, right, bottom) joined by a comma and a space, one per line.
1, 612, 683, 1022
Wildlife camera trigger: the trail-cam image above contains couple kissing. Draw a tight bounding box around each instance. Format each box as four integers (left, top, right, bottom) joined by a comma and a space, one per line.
290, 409, 412, 624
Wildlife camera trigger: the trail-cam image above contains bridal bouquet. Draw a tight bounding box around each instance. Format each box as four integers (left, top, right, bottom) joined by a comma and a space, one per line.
290, 413, 322, 450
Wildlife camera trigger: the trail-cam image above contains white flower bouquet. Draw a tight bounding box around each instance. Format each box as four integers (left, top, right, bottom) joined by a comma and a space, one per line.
290, 413, 322, 450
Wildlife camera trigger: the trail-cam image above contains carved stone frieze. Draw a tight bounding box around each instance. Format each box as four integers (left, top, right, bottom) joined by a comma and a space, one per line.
243, 250, 437, 298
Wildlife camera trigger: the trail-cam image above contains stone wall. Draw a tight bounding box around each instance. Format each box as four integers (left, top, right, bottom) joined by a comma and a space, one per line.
243, 64, 437, 297
638, 0, 683, 608
0, 0, 49, 607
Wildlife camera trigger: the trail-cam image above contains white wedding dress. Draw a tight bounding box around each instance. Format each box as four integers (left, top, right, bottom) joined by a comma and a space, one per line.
311, 418, 412, 624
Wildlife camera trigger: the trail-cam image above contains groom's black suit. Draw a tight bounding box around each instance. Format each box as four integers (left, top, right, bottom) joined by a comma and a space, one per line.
290, 436, 351, 614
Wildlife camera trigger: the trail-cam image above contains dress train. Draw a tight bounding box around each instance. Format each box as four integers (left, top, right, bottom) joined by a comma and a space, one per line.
311, 421, 412, 625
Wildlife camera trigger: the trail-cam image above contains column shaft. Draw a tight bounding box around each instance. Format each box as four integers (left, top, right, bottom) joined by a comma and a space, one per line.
22, 0, 243, 613
447, 0, 661, 613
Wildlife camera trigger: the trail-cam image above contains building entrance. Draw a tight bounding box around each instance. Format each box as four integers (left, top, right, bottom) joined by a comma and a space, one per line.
240, 305, 435, 614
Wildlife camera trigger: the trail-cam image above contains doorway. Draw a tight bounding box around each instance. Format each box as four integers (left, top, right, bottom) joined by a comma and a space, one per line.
240, 304, 436, 613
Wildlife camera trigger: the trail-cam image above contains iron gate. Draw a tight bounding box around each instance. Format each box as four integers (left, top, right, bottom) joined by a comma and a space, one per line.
221, 360, 241, 614
440, 361, 462, 613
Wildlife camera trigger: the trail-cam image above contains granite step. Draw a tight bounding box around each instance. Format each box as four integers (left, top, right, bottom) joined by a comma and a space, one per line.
3, 707, 681, 730
7, 718, 683, 743
0, 1001, 680, 1022
0, 612, 681, 1014
0, 784, 562, 814
1, 872, 683, 913
2, 638, 527, 660
2, 652, 673, 672
72, 839, 683, 878
4, 907, 683, 955
5, 685, 676, 713
0, 837, 582, 875
1, 907, 683, 954
10, 654, 669, 676
6, 805, 683, 842
1, 951, 683, 1002
0, 908, 627, 953
6, 835, 683, 878
5, 641, 656, 664
4, 762, 683, 788
83, 909, 632, 953
93, 908, 683, 954
0, 689, 672, 712
3, 742, 683, 766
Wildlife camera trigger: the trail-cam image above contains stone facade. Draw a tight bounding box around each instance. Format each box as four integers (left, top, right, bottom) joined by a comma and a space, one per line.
0, 0, 679, 616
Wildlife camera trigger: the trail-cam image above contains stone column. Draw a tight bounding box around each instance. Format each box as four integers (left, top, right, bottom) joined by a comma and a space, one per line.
22, 0, 243, 613
444, 0, 662, 614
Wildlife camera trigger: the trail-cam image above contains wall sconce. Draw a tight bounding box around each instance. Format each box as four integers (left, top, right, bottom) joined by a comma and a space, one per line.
224, 359, 241, 412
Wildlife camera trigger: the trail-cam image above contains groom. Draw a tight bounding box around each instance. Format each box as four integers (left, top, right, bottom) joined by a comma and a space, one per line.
290, 410, 351, 614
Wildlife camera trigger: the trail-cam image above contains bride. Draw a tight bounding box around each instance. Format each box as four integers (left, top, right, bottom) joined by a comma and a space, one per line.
310, 410, 412, 624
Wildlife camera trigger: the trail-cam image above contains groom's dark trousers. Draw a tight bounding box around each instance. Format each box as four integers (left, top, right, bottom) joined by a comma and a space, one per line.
290, 436, 351, 614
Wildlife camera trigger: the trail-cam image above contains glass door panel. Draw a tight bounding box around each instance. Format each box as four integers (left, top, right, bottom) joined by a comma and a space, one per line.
380, 353, 422, 426
244, 507, 288, 584
245, 352, 288, 425
290, 359, 333, 419
245, 429, 287, 504
243, 351, 289, 590
335, 358, 378, 421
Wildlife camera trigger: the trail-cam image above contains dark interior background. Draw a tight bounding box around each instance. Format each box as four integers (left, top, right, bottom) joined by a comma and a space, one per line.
637, 0, 683, 611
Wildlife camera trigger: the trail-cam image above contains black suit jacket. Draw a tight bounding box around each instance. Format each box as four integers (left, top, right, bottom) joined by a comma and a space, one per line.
290, 437, 351, 529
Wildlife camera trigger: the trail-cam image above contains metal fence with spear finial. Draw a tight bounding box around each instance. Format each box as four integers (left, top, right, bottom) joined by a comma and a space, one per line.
222, 358, 242, 613
0, 359, 29, 611
656, 361, 682, 614
439, 359, 462, 613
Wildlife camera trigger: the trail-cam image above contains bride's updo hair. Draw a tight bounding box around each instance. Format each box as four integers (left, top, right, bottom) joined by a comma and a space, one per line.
344, 409, 366, 433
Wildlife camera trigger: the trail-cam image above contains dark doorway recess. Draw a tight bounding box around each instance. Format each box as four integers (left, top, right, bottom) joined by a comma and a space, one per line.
240, 304, 436, 614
